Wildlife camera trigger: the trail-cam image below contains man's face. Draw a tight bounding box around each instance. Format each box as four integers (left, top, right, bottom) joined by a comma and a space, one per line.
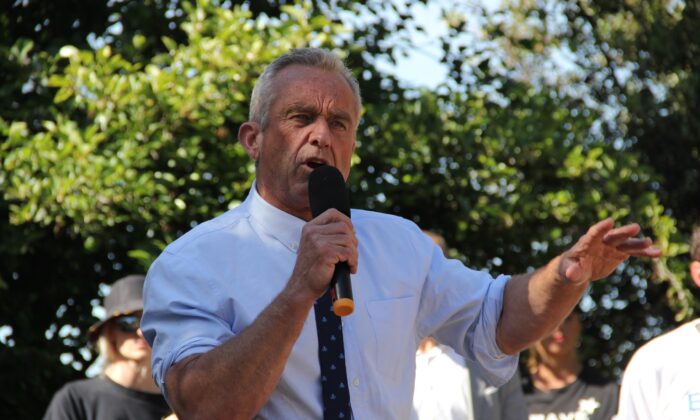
247, 64, 358, 220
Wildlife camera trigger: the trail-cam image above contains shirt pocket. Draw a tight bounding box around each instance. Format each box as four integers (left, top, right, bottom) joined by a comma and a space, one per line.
366, 295, 419, 382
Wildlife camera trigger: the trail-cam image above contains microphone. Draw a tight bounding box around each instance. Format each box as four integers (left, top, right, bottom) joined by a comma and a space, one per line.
308, 165, 354, 317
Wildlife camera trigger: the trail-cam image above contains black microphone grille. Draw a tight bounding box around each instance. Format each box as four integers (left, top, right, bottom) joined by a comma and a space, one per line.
308, 166, 350, 218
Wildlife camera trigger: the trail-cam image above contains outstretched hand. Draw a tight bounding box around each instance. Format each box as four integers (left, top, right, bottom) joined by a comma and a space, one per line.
559, 218, 662, 284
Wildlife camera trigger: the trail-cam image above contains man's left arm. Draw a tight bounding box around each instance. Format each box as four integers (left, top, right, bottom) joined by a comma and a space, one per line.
496, 218, 661, 354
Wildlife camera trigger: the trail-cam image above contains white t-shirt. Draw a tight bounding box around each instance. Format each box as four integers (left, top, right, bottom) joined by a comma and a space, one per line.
617, 319, 700, 419
414, 345, 528, 420
414, 345, 474, 420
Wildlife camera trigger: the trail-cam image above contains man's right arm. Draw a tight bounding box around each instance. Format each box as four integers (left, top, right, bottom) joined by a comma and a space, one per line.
165, 284, 316, 419
159, 209, 358, 419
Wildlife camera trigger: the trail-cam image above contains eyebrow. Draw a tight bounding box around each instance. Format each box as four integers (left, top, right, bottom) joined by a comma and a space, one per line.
285, 103, 353, 123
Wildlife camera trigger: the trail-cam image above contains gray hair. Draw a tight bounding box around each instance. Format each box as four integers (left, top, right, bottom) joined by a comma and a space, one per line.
249, 48, 362, 127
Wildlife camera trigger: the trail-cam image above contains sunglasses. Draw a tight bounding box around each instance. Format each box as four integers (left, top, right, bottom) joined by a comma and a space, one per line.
113, 315, 141, 333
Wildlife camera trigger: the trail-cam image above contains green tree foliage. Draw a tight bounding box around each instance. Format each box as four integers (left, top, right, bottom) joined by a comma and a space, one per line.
1, 1, 342, 416
441, 0, 698, 376
571, 0, 700, 228
358, 78, 688, 377
475, 0, 699, 241
0, 0, 693, 418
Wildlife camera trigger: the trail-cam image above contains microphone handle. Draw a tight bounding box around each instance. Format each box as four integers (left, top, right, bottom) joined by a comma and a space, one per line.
330, 262, 354, 317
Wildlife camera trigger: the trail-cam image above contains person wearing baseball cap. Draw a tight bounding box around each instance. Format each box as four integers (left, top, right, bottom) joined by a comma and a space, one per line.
43, 275, 171, 420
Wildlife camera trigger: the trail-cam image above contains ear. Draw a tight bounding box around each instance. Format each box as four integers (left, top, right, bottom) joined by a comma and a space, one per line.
238, 121, 262, 161
690, 261, 700, 288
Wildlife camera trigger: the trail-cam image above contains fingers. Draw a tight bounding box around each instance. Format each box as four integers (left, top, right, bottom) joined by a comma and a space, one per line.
586, 218, 615, 240
322, 239, 359, 272
625, 246, 662, 258
602, 223, 641, 246
589, 219, 658, 255
311, 208, 353, 227
299, 208, 359, 275
600, 223, 661, 258
617, 238, 661, 258
567, 219, 661, 283
301, 226, 357, 258
305, 209, 356, 243
615, 237, 651, 252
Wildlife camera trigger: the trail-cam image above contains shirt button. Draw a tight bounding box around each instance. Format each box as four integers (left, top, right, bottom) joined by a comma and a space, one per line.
352, 378, 360, 387
290, 242, 298, 251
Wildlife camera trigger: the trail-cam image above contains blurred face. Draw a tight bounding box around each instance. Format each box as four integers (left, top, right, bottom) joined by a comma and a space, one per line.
105, 312, 151, 363
690, 260, 700, 288
534, 311, 581, 359
240, 64, 359, 220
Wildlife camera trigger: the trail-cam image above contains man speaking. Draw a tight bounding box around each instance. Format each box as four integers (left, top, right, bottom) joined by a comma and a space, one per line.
141, 48, 660, 419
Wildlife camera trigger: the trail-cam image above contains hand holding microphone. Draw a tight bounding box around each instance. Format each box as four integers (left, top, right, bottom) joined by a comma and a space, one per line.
308, 165, 355, 317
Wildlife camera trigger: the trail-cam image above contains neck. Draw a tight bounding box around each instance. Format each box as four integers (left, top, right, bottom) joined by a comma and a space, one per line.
104, 359, 160, 394
530, 351, 581, 392
255, 182, 312, 221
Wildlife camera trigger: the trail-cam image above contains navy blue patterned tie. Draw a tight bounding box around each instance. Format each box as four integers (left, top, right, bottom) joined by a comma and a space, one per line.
314, 289, 352, 419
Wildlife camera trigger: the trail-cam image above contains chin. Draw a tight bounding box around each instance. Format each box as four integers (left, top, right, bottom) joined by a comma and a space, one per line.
289, 187, 310, 207
128, 349, 151, 361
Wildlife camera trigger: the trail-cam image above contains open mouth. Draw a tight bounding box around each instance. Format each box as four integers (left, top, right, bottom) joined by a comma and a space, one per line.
305, 160, 327, 170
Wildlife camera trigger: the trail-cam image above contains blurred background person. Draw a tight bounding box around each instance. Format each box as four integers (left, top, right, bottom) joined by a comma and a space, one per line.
616, 222, 700, 419
413, 231, 527, 420
43, 275, 171, 420
522, 308, 618, 420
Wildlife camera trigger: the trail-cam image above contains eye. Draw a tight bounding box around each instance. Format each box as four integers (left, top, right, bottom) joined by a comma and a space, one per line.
330, 119, 348, 131
292, 113, 313, 124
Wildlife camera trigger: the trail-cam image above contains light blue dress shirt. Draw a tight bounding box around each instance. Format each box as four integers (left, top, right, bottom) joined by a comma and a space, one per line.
142, 183, 517, 419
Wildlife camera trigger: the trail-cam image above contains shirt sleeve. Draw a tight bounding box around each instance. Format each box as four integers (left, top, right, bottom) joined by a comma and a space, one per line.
413, 229, 518, 387
42, 384, 82, 420
141, 250, 236, 398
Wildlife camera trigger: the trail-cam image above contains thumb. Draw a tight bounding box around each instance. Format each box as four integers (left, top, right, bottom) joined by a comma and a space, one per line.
561, 257, 586, 284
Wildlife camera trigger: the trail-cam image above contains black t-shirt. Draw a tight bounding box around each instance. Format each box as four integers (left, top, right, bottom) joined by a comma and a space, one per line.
522, 366, 619, 420
43, 376, 171, 420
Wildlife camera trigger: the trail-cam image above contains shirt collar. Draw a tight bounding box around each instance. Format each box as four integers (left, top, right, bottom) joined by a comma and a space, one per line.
248, 181, 306, 253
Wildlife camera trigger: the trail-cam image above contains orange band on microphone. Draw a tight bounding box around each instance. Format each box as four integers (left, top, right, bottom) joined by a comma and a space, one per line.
333, 298, 354, 317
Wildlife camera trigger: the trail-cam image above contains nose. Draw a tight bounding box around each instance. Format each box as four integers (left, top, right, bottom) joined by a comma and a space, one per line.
309, 119, 331, 148
550, 324, 564, 337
